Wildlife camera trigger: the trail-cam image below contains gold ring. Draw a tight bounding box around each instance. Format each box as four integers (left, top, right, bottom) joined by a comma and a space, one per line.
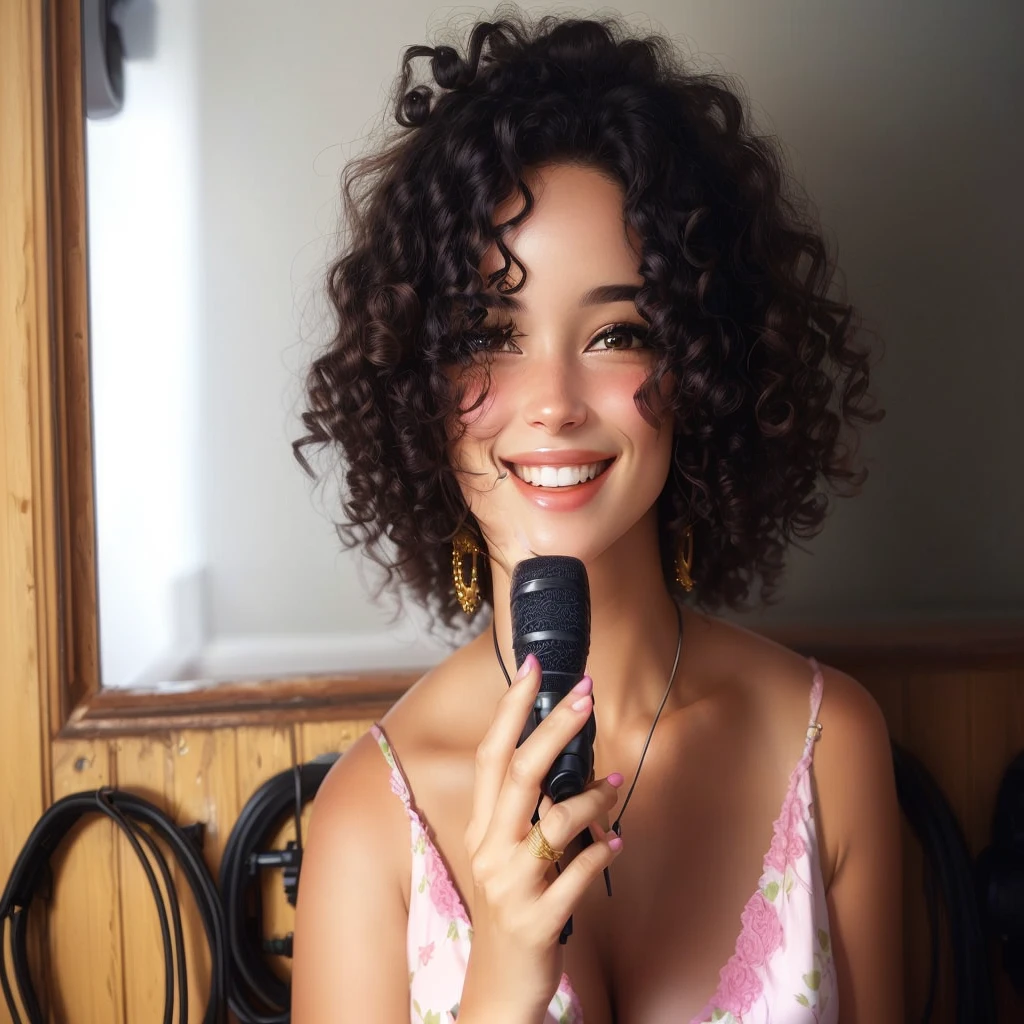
525, 820, 564, 861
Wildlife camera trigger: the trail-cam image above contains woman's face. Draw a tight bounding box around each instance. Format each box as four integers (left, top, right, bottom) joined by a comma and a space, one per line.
448, 162, 674, 572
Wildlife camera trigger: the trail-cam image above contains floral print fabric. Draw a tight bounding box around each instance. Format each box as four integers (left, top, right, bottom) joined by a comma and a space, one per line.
370, 657, 835, 1023
369, 724, 582, 1023
692, 658, 837, 1023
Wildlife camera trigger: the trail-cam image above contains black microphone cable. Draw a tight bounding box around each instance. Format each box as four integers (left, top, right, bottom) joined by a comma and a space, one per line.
0, 787, 227, 1024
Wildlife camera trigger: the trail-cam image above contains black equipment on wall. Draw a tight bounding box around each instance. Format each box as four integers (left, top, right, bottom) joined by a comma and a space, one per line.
0, 787, 227, 1024
977, 749, 1024, 997
82, 0, 158, 119
218, 753, 339, 1024
892, 741, 997, 1023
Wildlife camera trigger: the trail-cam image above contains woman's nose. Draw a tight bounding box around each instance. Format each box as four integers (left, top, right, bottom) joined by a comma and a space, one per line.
520, 355, 588, 433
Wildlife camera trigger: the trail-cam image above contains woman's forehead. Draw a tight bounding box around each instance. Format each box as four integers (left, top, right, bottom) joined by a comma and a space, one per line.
477, 164, 644, 300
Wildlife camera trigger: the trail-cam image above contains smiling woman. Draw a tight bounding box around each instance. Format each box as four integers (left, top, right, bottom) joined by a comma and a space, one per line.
446, 164, 672, 550
290, 8, 902, 1024
5, 0, 1024, 1019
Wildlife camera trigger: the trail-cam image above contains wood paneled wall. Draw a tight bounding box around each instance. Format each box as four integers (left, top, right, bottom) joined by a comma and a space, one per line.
2, 663, 1016, 1023
39, 718, 372, 1023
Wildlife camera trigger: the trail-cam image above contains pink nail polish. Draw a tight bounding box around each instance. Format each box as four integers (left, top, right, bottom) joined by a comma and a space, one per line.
514, 654, 535, 682
571, 693, 592, 712
607, 772, 625, 788
571, 675, 593, 696
608, 836, 624, 852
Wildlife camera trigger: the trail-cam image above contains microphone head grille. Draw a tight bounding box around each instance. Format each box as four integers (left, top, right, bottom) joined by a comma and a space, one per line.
510, 556, 590, 674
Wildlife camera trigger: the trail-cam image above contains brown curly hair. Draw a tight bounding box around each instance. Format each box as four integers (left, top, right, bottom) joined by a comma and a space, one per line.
293, 6, 884, 629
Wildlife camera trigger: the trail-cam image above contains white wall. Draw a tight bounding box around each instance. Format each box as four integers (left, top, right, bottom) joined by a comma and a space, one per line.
87, 0, 204, 687
87, 0, 1024, 688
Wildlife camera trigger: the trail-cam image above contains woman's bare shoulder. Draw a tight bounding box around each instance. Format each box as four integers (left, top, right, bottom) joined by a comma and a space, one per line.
378, 632, 499, 760
683, 611, 828, 719
691, 613, 893, 881
695, 614, 892, 875
686, 611, 881, 722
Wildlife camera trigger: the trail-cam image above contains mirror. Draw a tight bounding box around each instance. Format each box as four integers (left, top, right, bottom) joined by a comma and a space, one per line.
82, 0, 1023, 691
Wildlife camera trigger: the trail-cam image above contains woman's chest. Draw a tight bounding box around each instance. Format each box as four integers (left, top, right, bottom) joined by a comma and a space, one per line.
559, 796, 786, 1024
418, 751, 804, 1024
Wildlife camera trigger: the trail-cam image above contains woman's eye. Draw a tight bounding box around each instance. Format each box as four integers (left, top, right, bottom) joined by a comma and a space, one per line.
587, 325, 650, 351
465, 324, 521, 354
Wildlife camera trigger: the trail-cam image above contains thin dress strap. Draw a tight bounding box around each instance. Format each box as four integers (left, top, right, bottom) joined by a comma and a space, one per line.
369, 723, 422, 830
803, 657, 825, 757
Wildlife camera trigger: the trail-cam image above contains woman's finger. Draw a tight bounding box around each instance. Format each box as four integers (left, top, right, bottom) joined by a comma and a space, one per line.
485, 677, 597, 843
466, 654, 542, 850
533, 829, 624, 939
519, 777, 622, 860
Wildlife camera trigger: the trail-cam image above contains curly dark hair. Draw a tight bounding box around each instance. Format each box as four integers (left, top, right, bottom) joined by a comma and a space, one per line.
293, 5, 883, 629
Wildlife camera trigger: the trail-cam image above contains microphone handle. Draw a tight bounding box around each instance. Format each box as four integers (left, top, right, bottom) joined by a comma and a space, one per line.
518, 677, 596, 803
517, 679, 603, 946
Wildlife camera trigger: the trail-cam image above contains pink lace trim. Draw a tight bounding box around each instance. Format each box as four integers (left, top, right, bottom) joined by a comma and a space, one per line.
695, 662, 823, 1021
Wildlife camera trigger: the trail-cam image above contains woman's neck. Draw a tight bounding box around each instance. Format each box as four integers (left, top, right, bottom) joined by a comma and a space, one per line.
486, 512, 685, 733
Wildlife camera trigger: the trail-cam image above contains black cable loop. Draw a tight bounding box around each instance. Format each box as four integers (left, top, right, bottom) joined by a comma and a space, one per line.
94, 788, 182, 1024
218, 755, 338, 1024
0, 788, 227, 1024
892, 740, 997, 1023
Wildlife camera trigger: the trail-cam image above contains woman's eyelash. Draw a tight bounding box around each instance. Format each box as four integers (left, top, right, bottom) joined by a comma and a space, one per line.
464, 323, 523, 353
462, 321, 650, 354
588, 323, 650, 350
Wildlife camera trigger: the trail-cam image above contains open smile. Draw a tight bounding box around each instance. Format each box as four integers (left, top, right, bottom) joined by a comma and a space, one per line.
504, 458, 614, 489
500, 453, 617, 512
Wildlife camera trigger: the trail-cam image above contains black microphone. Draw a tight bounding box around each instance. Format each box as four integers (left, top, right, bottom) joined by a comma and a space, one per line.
510, 555, 595, 803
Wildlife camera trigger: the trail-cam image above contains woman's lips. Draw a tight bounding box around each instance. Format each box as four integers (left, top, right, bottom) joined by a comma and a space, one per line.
502, 457, 615, 511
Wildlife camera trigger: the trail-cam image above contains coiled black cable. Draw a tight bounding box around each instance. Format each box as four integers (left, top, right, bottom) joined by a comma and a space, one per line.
892, 740, 996, 1023
0, 787, 227, 1024
219, 754, 338, 1024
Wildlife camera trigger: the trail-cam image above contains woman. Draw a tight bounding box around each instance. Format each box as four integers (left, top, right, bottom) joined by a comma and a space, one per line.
291, 10, 902, 1022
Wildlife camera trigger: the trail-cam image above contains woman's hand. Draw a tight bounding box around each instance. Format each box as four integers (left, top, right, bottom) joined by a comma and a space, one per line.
458, 653, 624, 1022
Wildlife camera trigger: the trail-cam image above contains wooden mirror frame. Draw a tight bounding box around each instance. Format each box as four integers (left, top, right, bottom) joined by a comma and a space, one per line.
6, 1, 1023, 745
5, 2, 415, 739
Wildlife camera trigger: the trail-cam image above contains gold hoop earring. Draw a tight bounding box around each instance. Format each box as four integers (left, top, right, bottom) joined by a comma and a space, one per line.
452, 528, 483, 615
675, 524, 695, 592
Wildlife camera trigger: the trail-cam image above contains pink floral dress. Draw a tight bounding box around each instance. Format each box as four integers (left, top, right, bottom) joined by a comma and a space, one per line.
370, 657, 836, 1023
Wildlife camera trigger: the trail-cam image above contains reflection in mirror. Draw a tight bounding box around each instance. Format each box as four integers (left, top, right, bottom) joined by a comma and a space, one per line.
83, 1, 1022, 690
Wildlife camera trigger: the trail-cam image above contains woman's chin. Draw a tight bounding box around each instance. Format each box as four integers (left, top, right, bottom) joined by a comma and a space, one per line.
504, 535, 605, 567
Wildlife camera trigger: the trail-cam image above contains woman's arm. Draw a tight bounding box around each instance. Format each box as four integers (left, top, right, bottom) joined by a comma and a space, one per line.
291, 733, 412, 1023
816, 665, 904, 1023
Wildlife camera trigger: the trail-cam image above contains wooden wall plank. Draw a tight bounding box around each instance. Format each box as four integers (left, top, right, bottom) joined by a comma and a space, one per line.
0, 5, 53, 1022
233, 725, 300, 992
904, 672, 972, 1024
111, 733, 178, 1022
166, 729, 239, 1022
43, 739, 122, 1024
855, 668, 925, 1020
857, 666, 908, 744
297, 718, 374, 762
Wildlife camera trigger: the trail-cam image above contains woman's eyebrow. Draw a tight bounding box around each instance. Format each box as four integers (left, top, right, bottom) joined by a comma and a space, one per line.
476, 283, 640, 312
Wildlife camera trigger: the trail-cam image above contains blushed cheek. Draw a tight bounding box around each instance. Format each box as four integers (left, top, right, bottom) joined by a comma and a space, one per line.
444, 364, 496, 438
458, 385, 501, 436
605, 366, 665, 427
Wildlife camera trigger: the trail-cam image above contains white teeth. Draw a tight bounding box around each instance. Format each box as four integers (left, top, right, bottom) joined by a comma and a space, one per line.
509, 461, 610, 488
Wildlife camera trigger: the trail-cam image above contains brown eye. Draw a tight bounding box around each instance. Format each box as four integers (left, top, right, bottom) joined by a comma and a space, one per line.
587, 324, 650, 351
465, 322, 522, 355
